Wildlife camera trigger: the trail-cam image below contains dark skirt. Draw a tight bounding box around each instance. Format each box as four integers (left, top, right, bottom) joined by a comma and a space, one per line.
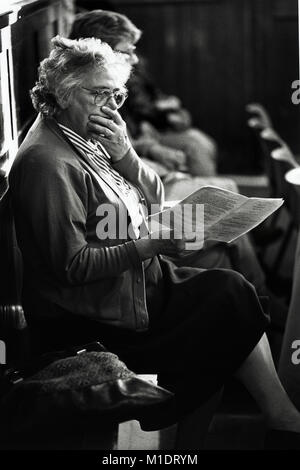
25, 257, 269, 419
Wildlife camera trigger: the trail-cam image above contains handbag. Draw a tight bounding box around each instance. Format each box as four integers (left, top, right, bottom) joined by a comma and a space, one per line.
0, 341, 176, 439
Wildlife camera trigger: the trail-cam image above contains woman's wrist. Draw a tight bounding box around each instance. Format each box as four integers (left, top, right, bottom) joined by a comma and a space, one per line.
110, 140, 132, 163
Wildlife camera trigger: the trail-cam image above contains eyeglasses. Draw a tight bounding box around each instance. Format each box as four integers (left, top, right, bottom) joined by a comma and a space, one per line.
81, 87, 128, 109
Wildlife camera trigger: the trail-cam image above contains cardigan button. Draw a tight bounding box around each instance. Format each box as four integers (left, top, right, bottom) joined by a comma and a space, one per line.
137, 277, 141, 283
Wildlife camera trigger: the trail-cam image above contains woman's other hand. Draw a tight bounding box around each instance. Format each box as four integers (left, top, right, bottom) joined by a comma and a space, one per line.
87, 105, 131, 162
135, 231, 203, 260
135, 232, 228, 261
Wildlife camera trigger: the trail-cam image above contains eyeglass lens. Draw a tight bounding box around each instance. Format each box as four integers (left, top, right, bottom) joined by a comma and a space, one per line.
95, 91, 126, 108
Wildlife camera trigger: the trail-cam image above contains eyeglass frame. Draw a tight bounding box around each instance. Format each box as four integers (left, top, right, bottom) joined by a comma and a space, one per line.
81, 87, 128, 109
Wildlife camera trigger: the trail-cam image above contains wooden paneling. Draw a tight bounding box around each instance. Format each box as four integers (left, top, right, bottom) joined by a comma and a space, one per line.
110, 0, 300, 172
0, 0, 297, 172
0, 0, 75, 307
11, 0, 74, 142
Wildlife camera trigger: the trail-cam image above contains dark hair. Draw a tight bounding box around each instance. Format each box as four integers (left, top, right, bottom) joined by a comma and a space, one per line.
69, 9, 142, 48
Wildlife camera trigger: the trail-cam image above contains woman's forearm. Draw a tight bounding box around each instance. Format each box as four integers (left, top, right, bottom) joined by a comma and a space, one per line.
61, 241, 141, 285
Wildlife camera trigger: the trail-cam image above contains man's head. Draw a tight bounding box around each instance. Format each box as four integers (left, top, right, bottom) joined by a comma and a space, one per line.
69, 9, 141, 65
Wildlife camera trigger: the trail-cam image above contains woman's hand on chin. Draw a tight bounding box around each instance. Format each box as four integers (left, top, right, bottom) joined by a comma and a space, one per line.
87, 105, 131, 162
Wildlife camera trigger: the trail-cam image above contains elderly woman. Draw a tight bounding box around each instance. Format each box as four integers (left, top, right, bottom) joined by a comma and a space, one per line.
9, 36, 300, 449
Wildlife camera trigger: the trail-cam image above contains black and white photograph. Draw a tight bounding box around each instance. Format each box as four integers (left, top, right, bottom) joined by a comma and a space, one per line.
0, 0, 300, 457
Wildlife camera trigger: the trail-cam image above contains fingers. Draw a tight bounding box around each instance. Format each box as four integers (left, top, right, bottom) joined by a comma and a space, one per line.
88, 109, 126, 143
87, 122, 114, 139
99, 106, 124, 125
89, 114, 117, 131
88, 113, 123, 140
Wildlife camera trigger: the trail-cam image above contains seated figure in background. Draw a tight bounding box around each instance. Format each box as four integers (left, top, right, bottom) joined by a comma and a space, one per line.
124, 56, 218, 177
8, 36, 300, 449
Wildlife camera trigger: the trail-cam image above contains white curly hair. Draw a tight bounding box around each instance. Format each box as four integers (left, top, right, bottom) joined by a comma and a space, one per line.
30, 35, 131, 116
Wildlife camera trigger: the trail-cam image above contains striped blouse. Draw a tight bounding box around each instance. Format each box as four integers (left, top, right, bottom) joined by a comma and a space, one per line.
57, 122, 145, 239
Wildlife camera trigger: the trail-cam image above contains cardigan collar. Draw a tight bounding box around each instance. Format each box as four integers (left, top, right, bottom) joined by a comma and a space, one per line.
42, 115, 143, 239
